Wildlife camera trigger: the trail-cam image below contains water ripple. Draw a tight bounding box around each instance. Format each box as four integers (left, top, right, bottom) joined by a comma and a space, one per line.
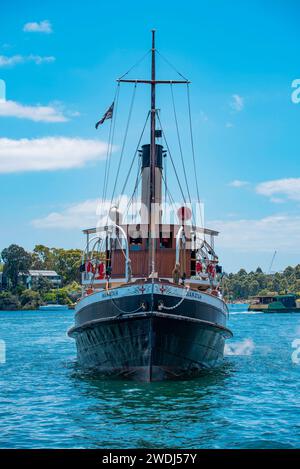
0, 310, 300, 448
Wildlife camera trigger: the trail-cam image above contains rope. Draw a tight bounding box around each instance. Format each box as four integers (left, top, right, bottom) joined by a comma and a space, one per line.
187, 83, 204, 234
102, 83, 121, 213
164, 148, 167, 222
100, 103, 113, 213
124, 159, 142, 220
160, 286, 190, 310
111, 298, 142, 315
119, 111, 150, 196
118, 50, 151, 80
170, 84, 193, 208
156, 112, 187, 205
161, 171, 180, 225
156, 49, 189, 81
110, 83, 137, 209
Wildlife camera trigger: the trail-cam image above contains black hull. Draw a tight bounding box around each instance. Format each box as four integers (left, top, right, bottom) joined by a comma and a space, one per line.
68, 287, 232, 382
70, 313, 229, 381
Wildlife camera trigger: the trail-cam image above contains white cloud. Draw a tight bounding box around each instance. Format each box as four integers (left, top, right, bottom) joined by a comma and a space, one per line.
34, 202, 300, 257
0, 137, 109, 173
210, 214, 300, 253
229, 179, 249, 188
23, 20, 52, 34
0, 100, 68, 122
230, 94, 244, 112
256, 178, 300, 202
32, 199, 101, 230
31, 196, 131, 230
0, 54, 55, 67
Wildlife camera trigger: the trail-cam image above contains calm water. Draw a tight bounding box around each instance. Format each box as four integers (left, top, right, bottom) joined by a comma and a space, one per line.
0, 309, 300, 449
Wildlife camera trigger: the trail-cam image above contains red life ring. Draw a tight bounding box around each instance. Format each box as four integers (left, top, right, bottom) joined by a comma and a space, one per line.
95, 262, 105, 280
207, 263, 216, 278
196, 261, 202, 273
86, 260, 94, 273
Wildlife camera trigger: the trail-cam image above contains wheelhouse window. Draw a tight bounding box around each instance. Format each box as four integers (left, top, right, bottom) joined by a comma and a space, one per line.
160, 232, 172, 248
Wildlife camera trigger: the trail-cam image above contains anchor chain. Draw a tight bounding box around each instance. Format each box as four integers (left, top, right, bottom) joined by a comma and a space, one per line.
159, 286, 190, 311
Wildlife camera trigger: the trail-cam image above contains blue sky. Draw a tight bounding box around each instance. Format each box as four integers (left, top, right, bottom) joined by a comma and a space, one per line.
0, 0, 300, 272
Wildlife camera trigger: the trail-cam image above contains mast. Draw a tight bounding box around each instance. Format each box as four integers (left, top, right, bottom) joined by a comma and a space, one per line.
117, 30, 190, 278
149, 29, 156, 276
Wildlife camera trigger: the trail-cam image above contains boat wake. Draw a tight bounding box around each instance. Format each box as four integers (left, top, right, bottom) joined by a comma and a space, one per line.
229, 310, 263, 315
224, 338, 255, 356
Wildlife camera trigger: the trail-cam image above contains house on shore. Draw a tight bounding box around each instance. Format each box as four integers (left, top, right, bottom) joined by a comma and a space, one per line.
1, 270, 61, 290
24, 270, 62, 289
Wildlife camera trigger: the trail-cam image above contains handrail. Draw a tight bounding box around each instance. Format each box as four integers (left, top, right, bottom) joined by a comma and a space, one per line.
112, 223, 131, 282
175, 225, 184, 265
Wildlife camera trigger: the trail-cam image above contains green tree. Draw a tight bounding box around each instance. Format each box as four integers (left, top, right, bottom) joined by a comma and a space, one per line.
32, 276, 53, 293
0, 292, 20, 310
51, 248, 82, 284
1, 244, 32, 289
31, 245, 55, 270
20, 290, 42, 309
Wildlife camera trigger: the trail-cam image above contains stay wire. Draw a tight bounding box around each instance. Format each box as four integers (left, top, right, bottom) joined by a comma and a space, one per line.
110, 83, 137, 209
103, 83, 121, 210
100, 83, 120, 214
118, 50, 151, 80
156, 49, 189, 82
170, 84, 193, 208
156, 112, 187, 206
119, 111, 150, 197
187, 83, 204, 236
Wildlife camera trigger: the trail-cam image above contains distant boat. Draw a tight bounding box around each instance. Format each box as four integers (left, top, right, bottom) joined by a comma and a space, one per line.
39, 304, 69, 311
227, 302, 249, 312
248, 294, 300, 313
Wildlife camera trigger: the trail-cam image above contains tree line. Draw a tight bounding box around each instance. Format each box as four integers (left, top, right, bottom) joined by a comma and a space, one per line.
0, 244, 82, 310
222, 266, 300, 301
1, 243, 300, 308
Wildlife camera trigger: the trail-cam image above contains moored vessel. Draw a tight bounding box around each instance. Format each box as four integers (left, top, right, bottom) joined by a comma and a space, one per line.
248, 294, 300, 313
68, 31, 232, 381
39, 304, 69, 311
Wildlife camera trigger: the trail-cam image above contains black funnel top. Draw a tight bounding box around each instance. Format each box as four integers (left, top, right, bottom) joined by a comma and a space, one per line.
141, 144, 163, 169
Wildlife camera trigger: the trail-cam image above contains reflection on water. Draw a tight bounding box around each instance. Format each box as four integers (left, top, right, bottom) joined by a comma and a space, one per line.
67, 361, 235, 448
0, 310, 300, 448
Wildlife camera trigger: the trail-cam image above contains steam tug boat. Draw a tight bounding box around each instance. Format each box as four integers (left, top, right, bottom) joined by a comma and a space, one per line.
68, 31, 232, 381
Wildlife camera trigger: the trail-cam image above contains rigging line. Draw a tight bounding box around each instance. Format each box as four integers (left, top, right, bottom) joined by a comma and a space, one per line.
118, 148, 142, 221
186, 83, 204, 235
164, 151, 167, 222
103, 83, 121, 208
156, 49, 189, 81
161, 171, 180, 225
156, 112, 187, 206
110, 83, 137, 209
102, 85, 120, 205
116, 232, 127, 259
100, 117, 113, 212
170, 84, 193, 207
119, 111, 150, 197
121, 164, 140, 221
118, 49, 151, 80
124, 164, 142, 219
100, 84, 119, 214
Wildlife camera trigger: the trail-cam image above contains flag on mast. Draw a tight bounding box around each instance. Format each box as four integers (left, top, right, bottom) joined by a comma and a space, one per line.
95, 102, 114, 129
